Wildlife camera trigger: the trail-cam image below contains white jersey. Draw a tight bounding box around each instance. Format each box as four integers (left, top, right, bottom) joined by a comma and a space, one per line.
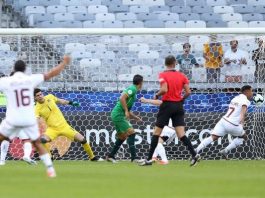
223, 94, 250, 125
0, 72, 44, 126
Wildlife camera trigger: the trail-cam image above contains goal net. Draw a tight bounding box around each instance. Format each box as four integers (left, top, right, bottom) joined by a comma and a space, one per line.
0, 29, 264, 161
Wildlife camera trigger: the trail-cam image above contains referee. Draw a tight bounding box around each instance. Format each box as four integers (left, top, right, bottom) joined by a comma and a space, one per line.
140, 55, 200, 166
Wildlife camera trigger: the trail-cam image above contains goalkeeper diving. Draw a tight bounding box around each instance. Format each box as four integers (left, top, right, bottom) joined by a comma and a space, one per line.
34, 88, 102, 161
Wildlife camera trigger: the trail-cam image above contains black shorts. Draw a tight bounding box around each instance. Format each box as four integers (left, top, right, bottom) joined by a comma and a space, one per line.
155, 101, 185, 128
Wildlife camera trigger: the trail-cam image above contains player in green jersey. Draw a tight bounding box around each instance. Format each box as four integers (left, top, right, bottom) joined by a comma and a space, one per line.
107, 74, 143, 163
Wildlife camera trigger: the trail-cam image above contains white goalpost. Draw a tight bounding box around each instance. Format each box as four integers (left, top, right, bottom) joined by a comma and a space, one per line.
0, 28, 264, 161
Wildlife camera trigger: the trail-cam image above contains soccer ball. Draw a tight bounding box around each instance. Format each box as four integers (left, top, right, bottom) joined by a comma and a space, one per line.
253, 94, 264, 105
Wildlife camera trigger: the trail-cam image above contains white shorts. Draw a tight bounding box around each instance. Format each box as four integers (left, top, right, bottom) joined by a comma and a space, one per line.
17, 130, 30, 140
0, 119, 40, 141
161, 126, 176, 145
212, 118, 244, 137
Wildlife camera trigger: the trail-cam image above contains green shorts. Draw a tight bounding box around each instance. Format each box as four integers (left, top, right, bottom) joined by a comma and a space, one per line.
111, 116, 132, 134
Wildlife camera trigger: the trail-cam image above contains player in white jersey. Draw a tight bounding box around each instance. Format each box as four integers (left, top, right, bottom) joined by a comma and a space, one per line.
140, 97, 176, 165
196, 85, 253, 159
0, 55, 70, 177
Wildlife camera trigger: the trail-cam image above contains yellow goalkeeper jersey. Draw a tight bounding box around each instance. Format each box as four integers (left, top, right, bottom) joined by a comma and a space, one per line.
35, 94, 68, 128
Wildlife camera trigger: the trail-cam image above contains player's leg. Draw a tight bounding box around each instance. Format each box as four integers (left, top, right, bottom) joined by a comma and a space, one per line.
40, 128, 57, 157
22, 139, 37, 165
156, 137, 168, 165
0, 140, 10, 165
126, 129, 137, 162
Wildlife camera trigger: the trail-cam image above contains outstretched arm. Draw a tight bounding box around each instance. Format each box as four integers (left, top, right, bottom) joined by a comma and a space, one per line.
44, 55, 71, 81
57, 98, 80, 107
140, 97, 162, 106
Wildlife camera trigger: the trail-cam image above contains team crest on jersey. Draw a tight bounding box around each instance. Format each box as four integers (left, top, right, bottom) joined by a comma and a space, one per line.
128, 90, 132, 95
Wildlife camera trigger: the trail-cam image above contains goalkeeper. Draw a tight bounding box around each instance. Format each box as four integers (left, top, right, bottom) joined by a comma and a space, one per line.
34, 88, 101, 161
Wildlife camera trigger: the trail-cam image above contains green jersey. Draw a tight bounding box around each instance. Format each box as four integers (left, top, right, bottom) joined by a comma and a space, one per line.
111, 85, 137, 120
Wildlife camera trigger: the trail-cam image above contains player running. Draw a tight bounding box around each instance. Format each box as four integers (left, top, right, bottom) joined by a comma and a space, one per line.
107, 74, 143, 163
34, 88, 102, 162
196, 85, 253, 159
0, 56, 70, 177
140, 97, 176, 165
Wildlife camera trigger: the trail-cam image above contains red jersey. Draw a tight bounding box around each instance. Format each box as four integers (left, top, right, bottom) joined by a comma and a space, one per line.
158, 70, 189, 102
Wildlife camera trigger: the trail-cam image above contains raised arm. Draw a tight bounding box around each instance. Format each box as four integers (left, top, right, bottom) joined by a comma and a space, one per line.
140, 97, 162, 106
56, 98, 80, 107
44, 55, 71, 81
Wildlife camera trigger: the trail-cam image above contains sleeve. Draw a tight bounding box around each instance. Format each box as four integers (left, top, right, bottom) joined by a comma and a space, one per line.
219, 44, 224, 56
0, 78, 7, 91
176, 55, 181, 64
48, 94, 59, 103
158, 73, 166, 85
224, 50, 229, 59
35, 106, 40, 118
191, 55, 198, 65
31, 74, 44, 87
203, 44, 209, 54
182, 73, 189, 85
123, 87, 136, 97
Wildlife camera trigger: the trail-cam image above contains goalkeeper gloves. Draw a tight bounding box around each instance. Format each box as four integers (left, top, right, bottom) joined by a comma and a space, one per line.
69, 101, 80, 107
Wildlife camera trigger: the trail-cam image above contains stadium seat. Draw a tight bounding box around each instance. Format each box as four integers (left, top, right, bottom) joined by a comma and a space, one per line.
213, 6, 234, 13
38, 21, 64, 28
144, 20, 165, 28
103, 20, 123, 28
131, 65, 152, 75
101, 0, 122, 6
222, 13, 243, 21
152, 65, 165, 74
229, 0, 247, 5
233, 5, 255, 13
165, 21, 185, 28
243, 13, 263, 21
61, 21, 83, 28
192, 5, 213, 13
116, 13, 137, 21
67, 6, 87, 13
80, 58, 101, 69
118, 74, 135, 81
74, 13, 95, 21
157, 12, 179, 21
150, 5, 170, 12
248, 21, 265, 27
227, 21, 248, 27
109, 5, 129, 13
25, 6, 45, 16
144, 0, 165, 6
206, 20, 227, 27
95, 13, 115, 21
129, 5, 149, 13
248, 0, 264, 6
88, 5, 108, 14
189, 35, 209, 46
179, 13, 200, 21
60, 0, 83, 6
254, 5, 265, 13
123, 35, 145, 43
171, 43, 184, 52
206, 0, 226, 6
71, 51, 92, 59
171, 6, 192, 13
124, 20, 144, 27
54, 13, 74, 21
192, 67, 207, 82
186, 20, 206, 28
100, 35, 121, 43
65, 43, 86, 53
39, 0, 60, 6
201, 13, 222, 21
186, 0, 206, 6
122, 0, 143, 5
80, 0, 102, 5
18, 0, 38, 9
145, 35, 165, 43
128, 43, 149, 52
86, 43, 106, 52
93, 51, 116, 59
137, 13, 158, 20
0, 43, 11, 51
138, 50, 159, 59
47, 5, 67, 13
165, 0, 184, 6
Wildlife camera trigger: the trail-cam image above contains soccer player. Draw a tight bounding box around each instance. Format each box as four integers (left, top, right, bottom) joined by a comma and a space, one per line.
140, 55, 199, 166
34, 88, 102, 161
195, 85, 253, 159
107, 74, 143, 163
140, 97, 176, 165
0, 55, 71, 177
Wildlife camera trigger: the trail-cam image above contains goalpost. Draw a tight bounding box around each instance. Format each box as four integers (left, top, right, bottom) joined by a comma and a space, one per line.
0, 28, 264, 161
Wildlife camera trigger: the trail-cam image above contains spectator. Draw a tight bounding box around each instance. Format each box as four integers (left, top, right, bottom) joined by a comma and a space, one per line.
252, 37, 265, 83
176, 43, 199, 80
203, 34, 223, 83
224, 40, 247, 83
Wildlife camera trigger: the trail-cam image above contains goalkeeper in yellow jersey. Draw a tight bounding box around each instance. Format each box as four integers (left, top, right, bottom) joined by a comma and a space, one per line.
34, 88, 102, 161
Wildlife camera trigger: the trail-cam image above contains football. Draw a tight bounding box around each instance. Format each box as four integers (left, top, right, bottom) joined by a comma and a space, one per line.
253, 94, 264, 105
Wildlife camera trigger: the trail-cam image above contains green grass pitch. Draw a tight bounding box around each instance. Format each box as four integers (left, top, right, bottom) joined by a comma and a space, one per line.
0, 160, 264, 198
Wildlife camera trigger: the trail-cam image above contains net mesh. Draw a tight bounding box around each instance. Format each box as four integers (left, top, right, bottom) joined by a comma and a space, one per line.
0, 33, 264, 161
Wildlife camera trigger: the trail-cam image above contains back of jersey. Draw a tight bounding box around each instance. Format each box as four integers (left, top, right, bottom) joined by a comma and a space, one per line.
0, 72, 44, 126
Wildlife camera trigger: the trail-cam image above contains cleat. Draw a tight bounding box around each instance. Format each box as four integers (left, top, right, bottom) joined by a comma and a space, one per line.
131, 158, 143, 163
0, 160, 6, 166
106, 156, 118, 163
23, 157, 37, 165
139, 159, 153, 166
91, 156, 104, 162
220, 150, 229, 160
158, 160, 169, 165
190, 154, 200, 167
47, 167, 56, 178
152, 157, 158, 162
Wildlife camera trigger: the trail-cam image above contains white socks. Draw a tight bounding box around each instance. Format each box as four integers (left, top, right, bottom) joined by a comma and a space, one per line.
0, 140, 10, 162
39, 153, 53, 169
23, 142, 32, 159
196, 136, 214, 154
153, 143, 168, 162
224, 138, 244, 153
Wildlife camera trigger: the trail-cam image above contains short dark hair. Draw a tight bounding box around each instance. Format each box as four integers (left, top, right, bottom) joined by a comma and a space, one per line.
133, 74, 143, 85
165, 55, 176, 66
183, 43, 191, 49
241, 85, 252, 93
14, 60, 26, 72
34, 88, 42, 97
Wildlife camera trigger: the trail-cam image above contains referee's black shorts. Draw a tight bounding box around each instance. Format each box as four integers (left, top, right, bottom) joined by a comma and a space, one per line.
155, 101, 185, 128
